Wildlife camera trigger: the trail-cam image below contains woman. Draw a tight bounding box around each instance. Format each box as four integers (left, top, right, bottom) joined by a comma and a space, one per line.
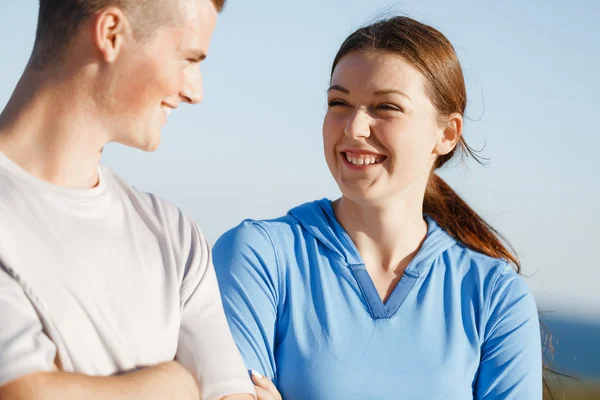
213, 16, 542, 399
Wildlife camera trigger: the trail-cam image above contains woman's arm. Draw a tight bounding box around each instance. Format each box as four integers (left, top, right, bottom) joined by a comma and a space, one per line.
213, 220, 282, 382
474, 263, 543, 399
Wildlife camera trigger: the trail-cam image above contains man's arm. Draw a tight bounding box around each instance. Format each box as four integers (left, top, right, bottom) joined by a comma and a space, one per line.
0, 266, 200, 400
176, 222, 255, 400
0, 361, 199, 400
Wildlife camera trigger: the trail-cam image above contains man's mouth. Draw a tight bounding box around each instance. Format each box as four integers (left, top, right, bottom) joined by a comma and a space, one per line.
161, 104, 173, 117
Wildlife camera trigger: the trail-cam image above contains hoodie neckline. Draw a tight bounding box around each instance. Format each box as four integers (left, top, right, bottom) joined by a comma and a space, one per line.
290, 198, 457, 319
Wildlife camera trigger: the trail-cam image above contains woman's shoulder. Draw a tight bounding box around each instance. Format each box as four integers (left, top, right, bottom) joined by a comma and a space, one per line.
424, 217, 512, 282
443, 241, 514, 279
215, 199, 330, 250
446, 243, 536, 320
443, 243, 533, 302
216, 214, 302, 249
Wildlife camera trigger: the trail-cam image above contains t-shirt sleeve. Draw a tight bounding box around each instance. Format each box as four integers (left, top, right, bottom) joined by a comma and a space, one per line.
212, 221, 280, 382
475, 262, 543, 399
0, 265, 56, 387
176, 222, 255, 400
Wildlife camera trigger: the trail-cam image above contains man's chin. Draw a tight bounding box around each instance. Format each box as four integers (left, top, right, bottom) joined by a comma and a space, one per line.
115, 132, 161, 153
142, 139, 161, 153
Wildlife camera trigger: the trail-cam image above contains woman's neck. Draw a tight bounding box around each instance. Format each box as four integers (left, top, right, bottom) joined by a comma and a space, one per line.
333, 194, 428, 272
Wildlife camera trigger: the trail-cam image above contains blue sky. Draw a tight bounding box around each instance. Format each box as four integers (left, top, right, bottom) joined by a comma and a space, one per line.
0, 0, 598, 317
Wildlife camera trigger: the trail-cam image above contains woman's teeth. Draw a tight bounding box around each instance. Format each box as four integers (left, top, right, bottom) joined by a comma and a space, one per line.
345, 152, 385, 166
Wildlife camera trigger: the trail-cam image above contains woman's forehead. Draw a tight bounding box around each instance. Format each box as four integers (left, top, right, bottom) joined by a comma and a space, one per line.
330, 51, 427, 97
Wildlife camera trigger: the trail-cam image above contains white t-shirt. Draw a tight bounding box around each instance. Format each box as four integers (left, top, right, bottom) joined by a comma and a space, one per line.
0, 151, 254, 399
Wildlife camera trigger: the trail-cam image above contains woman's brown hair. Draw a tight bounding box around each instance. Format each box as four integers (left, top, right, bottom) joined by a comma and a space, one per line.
331, 15, 556, 398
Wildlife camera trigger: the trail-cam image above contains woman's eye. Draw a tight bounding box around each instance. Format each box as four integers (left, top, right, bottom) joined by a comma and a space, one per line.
328, 99, 349, 107
377, 103, 402, 112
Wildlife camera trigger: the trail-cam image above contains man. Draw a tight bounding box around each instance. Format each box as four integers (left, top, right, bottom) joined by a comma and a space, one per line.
0, 1, 254, 399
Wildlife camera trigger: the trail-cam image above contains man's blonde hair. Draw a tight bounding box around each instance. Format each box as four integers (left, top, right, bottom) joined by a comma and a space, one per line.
30, 0, 226, 70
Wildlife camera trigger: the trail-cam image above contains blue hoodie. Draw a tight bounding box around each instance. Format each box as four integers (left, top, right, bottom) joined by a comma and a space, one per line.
213, 199, 542, 400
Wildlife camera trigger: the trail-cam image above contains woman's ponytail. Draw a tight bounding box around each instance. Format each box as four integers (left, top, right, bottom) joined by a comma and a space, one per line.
424, 173, 520, 271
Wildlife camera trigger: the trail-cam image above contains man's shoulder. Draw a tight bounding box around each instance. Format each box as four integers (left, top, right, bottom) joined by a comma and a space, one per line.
103, 165, 186, 214
102, 165, 198, 237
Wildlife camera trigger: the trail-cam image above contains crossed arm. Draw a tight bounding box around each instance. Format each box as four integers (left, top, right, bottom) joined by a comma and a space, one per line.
0, 362, 253, 400
0, 222, 254, 400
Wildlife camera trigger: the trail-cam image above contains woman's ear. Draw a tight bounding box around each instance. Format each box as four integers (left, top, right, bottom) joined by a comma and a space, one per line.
433, 112, 463, 156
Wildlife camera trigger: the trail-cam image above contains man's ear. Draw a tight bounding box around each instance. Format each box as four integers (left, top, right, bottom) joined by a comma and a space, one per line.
93, 7, 130, 63
433, 112, 463, 156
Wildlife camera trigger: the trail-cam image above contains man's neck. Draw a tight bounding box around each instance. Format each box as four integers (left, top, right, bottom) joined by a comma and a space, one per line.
0, 68, 109, 189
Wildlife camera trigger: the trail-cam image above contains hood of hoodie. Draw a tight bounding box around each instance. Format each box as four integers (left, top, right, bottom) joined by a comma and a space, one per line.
287, 198, 457, 278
